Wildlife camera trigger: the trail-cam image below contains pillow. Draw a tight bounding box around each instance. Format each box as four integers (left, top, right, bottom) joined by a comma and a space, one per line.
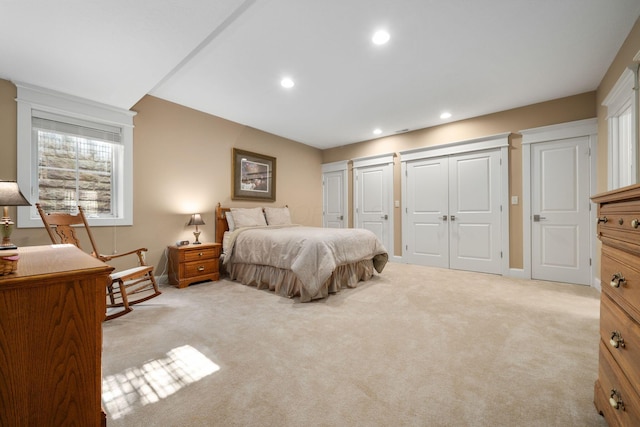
264, 207, 292, 226
230, 207, 267, 228
222, 231, 232, 254
225, 211, 235, 232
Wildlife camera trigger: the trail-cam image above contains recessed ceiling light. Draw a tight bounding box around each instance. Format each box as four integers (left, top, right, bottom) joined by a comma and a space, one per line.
372, 30, 390, 45
440, 112, 452, 119
280, 77, 295, 88
373, 128, 382, 135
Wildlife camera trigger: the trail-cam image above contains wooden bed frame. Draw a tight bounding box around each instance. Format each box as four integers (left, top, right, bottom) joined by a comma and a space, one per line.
215, 203, 231, 246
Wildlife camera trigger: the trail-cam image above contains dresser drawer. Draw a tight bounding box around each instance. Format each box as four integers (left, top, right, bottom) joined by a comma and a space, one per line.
600, 293, 640, 394
184, 259, 218, 278
598, 199, 640, 252
183, 246, 220, 262
602, 244, 640, 322
597, 340, 640, 426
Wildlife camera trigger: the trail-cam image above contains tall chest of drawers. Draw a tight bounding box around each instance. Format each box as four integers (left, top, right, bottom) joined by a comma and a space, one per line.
593, 184, 640, 426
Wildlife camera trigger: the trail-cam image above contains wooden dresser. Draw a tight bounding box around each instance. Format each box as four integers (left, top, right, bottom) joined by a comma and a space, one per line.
0, 244, 113, 427
593, 184, 640, 426
168, 242, 221, 288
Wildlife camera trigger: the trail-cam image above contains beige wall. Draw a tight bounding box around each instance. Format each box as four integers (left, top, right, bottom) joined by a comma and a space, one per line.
322, 92, 597, 267
1, 87, 322, 272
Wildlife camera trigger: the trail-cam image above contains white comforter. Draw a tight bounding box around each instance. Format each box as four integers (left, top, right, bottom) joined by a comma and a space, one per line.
224, 225, 388, 298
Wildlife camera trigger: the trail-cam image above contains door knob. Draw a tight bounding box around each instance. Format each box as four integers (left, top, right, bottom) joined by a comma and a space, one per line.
450, 215, 456, 221
381, 214, 388, 220
338, 215, 343, 220
533, 214, 546, 222
442, 215, 448, 221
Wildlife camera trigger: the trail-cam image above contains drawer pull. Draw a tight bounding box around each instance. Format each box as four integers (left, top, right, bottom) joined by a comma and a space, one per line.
632, 218, 639, 229
609, 389, 624, 411
197, 266, 205, 272
597, 216, 608, 224
198, 252, 204, 257
610, 273, 626, 288
609, 331, 625, 349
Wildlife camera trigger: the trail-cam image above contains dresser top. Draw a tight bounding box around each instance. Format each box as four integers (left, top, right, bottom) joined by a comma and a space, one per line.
0, 244, 113, 288
592, 183, 640, 204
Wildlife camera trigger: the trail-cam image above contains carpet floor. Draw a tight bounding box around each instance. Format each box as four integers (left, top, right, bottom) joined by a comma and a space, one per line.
102, 262, 607, 427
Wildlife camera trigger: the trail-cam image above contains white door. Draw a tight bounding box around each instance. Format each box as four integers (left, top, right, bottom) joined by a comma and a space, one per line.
405, 157, 449, 267
355, 163, 392, 252
405, 149, 502, 274
531, 136, 591, 285
449, 150, 502, 274
322, 169, 346, 228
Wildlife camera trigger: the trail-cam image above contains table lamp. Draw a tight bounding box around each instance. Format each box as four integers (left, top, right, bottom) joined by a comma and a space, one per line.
188, 213, 205, 244
1, 181, 31, 250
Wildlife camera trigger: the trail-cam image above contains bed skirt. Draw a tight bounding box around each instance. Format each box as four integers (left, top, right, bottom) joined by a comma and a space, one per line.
228, 258, 376, 302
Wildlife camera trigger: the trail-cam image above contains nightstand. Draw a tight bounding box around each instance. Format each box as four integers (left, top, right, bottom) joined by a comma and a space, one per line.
168, 243, 221, 288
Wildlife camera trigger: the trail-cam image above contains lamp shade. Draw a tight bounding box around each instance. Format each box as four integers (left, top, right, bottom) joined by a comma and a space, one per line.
187, 213, 205, 226
0, 181, 31, 206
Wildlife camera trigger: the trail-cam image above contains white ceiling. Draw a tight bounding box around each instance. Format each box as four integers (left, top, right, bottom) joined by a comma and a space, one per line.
2, 0, 639, 149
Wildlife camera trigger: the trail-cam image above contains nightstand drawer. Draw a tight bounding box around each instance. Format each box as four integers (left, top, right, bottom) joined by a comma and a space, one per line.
183, 246, 220, 262
184, 259, 218, 278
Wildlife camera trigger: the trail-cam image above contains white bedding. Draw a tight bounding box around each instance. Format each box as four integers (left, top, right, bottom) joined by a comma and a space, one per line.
223, 225, 388, 301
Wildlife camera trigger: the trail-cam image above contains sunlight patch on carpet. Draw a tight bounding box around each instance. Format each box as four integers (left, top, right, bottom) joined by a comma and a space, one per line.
102, 345, 219, 420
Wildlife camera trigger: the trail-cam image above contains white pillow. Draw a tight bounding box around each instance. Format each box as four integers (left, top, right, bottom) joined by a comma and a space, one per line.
222, 231, 231, 254
230, 207, 267, 228
225, 211, 235, 232
264, 207, 292, 226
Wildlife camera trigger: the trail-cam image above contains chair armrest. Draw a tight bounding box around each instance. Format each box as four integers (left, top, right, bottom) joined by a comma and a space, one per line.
98, 247, 148, 263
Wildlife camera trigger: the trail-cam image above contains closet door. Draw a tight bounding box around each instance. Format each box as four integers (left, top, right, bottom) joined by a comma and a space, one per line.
354, 165, 392, 250
354, 160, 393, 254
448, 150, 502, 274
322, 168, 346, 228
404, 149, 502, 274
405, 156, 449, 267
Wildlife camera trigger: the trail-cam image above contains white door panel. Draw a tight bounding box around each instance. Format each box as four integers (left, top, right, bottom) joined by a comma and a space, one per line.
531, 137, 590, 285
449, 151, 501, 274
322, 169, 346, 228
354, 162, 392, 253
405, 158, 449, 267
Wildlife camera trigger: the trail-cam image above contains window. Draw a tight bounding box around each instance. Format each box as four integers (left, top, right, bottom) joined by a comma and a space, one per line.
603, 68, 637, 190
16, 84, 135, 227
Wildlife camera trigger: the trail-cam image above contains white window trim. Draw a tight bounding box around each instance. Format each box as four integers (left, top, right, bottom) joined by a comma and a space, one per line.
15, 82, 136, 227
602, 67, 637, 190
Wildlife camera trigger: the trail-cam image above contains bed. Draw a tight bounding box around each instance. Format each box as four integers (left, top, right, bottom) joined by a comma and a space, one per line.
215, 204, 388, 302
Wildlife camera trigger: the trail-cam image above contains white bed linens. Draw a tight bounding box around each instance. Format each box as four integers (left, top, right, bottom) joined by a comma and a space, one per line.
223, 225, 388, 301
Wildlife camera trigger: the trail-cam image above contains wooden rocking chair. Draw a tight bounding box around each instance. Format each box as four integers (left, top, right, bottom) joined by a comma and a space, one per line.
36, 203, 161, 320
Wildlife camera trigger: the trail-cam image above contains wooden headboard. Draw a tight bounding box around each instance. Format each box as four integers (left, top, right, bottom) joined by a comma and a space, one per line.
215, 203, 230, 245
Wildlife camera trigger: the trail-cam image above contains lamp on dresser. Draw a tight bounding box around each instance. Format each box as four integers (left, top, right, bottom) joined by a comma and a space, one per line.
0, 181, 31, 250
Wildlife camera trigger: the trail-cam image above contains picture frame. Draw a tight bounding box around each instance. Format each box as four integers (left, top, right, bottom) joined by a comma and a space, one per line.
232, 148, 276, 201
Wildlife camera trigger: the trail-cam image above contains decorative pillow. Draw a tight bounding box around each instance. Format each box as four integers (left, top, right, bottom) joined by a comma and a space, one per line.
225, 211, 235, 232
264, 207, 292, 226
230, 207, 267, 228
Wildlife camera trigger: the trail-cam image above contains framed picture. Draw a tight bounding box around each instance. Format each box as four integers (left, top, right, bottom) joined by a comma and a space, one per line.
232, 148, 276, 201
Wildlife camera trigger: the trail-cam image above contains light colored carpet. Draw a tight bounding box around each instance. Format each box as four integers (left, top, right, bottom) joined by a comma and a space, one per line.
102, 262, 607, 427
